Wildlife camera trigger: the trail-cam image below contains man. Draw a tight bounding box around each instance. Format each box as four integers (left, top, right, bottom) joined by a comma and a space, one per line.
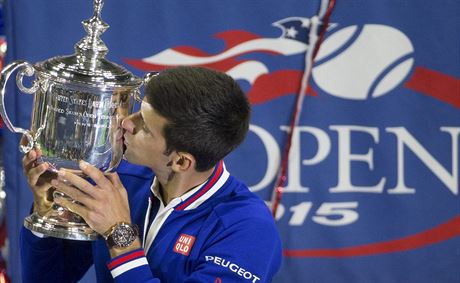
20, 66, 282, 282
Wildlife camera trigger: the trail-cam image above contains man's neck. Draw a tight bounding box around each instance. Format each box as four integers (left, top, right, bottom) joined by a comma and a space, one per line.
158, 166, 215, 205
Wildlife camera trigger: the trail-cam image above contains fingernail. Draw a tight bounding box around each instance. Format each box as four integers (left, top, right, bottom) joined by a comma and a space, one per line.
80, 160, 89, 169
57, 170, 65, 176
51, 179, 58, 186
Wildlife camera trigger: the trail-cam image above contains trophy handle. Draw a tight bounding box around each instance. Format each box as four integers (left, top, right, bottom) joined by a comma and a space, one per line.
0, 61, 39, 153
134, 71, 160, 103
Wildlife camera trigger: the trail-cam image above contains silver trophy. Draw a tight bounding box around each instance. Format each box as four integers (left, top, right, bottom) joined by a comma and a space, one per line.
0, 0, 154, 240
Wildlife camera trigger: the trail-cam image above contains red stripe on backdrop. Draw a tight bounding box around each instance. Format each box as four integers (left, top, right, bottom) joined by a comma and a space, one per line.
172, 46, 211, 57
168, 30, 262, 56
123, 57, 245, 73
405, 66, 460, 109
213, 30, 261, 50
284, 215, 460, 258
247, 70, 318, 104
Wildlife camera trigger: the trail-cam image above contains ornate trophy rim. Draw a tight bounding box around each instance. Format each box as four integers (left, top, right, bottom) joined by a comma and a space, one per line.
34, 57, 142, 89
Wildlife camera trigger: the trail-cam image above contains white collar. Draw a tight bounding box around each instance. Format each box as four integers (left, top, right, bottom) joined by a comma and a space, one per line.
150, 160, 229, 211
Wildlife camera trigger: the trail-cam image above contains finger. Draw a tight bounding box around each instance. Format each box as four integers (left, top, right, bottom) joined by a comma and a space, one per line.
79, 161, 113, 190
22, 150, 37, 169
35, 146, 43, 157
26, 163, 50, 186
105, 172, 123, 189
54, 196, 89, 221
57, 170, 98, 198
22, 148, 44, 171
51, 180, 95, 210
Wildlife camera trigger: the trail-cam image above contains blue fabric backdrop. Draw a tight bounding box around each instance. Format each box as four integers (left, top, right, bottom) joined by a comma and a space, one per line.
4, 1, 460, 282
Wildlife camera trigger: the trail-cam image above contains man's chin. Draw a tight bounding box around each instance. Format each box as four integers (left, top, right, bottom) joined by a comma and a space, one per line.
122, 151, 138, 165
122, 143, 129, 161
122, 150, 130, 162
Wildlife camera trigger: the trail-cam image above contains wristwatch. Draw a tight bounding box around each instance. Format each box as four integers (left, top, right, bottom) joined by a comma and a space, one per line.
103, 222, 139, 249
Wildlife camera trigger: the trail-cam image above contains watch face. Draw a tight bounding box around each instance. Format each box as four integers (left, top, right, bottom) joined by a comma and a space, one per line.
112, 224, 136, 248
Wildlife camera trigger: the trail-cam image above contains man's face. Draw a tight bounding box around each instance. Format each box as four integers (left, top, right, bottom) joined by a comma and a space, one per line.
121, 100, 172, 172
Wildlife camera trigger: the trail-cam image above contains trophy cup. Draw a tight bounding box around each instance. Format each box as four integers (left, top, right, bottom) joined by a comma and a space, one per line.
0, 0, 154, 240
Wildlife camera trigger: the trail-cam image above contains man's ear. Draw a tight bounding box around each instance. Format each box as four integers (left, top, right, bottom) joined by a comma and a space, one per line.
171, 152, 195, 172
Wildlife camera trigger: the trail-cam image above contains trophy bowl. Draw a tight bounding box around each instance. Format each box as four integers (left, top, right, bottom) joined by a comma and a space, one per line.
0, 0, 154, 240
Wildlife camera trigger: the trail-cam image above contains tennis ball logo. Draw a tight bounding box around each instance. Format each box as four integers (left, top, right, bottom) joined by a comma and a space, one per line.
312, 24, 414, 100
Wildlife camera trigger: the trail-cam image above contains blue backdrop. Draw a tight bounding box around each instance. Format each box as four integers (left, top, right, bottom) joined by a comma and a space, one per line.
4, 1, 460, 282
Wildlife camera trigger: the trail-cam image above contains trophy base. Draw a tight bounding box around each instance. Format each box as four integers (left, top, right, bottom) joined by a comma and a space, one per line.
24, 204, 99, 241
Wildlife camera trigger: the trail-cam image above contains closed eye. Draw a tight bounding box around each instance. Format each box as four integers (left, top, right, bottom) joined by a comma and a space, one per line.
140, 113, 151, 134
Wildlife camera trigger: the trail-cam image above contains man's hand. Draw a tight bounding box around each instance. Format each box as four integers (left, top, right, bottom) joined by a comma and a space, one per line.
21, 136, 55, 215
51, 160, 132, 235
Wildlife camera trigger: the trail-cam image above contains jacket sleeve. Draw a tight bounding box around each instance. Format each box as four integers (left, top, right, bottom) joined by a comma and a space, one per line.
105, 217, 282, 283
20, 226, 94, 283
106, 248, 160, 283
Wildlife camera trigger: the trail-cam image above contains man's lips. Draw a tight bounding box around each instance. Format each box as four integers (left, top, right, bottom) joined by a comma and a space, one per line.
122, 134, 129, 153
114, 129, 127, 153
123, 133, 130, 145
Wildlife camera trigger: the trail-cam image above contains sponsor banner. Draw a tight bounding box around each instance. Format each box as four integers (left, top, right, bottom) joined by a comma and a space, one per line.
4, 1, 459, 282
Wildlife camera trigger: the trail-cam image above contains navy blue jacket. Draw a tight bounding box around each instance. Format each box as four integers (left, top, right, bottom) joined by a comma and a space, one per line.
20, 160, 282, 282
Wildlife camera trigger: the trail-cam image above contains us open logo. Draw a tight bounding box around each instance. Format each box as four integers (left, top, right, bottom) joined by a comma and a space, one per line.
126, 17, 460, 258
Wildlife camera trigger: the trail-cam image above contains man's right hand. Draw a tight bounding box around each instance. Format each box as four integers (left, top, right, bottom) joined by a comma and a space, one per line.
21, 142, 56, 216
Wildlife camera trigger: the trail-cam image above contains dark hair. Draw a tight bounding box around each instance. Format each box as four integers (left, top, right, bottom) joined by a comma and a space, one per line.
145, 66, 251, 172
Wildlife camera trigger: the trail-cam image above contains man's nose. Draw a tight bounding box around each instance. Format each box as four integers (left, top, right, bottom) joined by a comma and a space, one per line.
121, 115, 136, 134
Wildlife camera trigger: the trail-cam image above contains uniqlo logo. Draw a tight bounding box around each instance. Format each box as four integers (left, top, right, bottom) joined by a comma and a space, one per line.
173, 234, 196, 256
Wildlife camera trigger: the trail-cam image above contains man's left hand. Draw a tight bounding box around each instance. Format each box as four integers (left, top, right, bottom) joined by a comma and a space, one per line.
51, 160, 132, 235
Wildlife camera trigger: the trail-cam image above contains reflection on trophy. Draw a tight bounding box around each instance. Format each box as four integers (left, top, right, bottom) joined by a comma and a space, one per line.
0, 0, 154, 240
